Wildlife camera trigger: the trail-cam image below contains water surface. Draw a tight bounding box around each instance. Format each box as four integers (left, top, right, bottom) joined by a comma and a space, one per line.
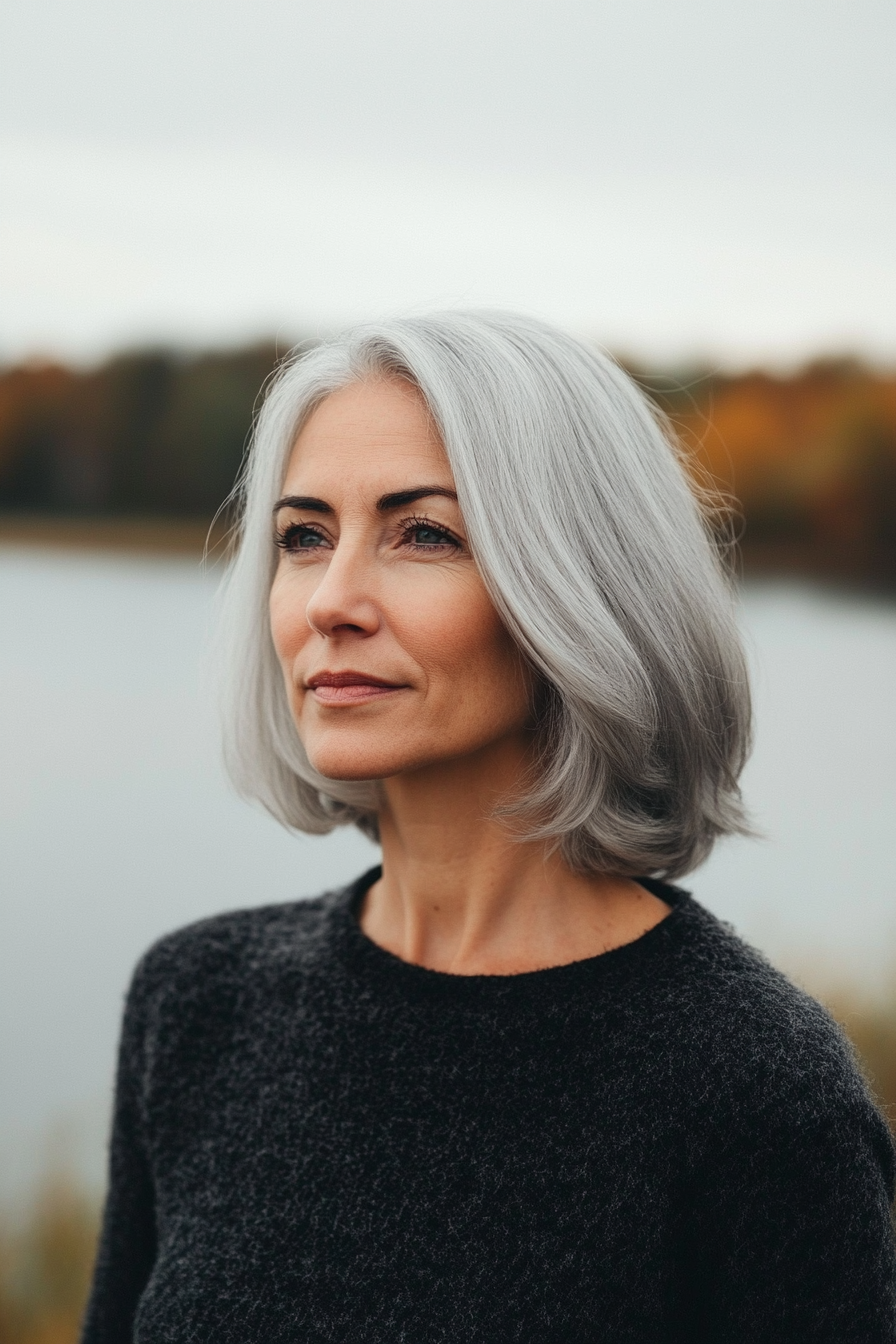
2, 547, 894, 1200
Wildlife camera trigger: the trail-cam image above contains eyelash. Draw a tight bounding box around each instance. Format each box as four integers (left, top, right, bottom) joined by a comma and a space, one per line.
274, 516, 463, 555
402, 515, 463, 552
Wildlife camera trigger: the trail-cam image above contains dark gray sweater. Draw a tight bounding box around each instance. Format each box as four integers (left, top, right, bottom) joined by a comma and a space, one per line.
82, 869, 896, 1343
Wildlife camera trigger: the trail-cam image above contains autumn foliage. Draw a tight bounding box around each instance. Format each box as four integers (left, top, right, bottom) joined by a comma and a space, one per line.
651, 360, 896, 583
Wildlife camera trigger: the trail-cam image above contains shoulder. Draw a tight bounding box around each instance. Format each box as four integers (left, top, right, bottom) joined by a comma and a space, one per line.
124, 880, 356, 1022
652, 893, 885, 1134
634, 891, 896, 1201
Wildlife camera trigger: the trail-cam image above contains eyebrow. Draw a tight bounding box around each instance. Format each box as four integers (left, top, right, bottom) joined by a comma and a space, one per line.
272, 486, 458, 516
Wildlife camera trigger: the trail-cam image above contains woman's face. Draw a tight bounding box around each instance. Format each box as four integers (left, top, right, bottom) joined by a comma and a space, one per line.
269, 376, 534, 783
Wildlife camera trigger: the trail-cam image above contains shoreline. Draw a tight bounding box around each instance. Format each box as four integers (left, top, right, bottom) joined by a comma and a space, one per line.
0, 514, 232, 558
1, 513, 894, 597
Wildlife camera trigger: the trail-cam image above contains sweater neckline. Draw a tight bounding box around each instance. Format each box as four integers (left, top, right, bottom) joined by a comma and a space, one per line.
333, 865, 696, 1004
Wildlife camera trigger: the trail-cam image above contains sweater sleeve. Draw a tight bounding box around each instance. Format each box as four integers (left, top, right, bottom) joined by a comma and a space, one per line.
680, 1092, 896, 1343
80, 968, 157, 1344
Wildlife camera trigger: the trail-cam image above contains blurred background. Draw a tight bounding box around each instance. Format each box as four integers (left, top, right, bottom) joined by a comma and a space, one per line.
1, 0, 895, 1338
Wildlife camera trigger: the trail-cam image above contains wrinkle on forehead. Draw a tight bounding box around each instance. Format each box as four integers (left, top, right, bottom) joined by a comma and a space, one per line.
282, 376, 456, 507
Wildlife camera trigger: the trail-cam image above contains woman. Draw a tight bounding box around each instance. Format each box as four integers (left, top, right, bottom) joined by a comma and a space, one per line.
83, 311, 896, 1342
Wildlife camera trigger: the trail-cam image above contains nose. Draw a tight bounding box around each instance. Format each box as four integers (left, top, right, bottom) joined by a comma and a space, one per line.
304, 539, 381, 639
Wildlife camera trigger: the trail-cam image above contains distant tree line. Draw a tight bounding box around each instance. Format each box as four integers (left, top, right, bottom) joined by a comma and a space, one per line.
1, 343, 894, 584
0, 344, 281, 517
644, 359, 896, 585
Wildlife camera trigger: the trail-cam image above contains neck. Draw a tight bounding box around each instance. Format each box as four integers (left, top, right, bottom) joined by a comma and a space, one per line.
360, 737, 671, 975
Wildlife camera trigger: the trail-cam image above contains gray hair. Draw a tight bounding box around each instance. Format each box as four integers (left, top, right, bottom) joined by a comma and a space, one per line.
217, 309, 751, 879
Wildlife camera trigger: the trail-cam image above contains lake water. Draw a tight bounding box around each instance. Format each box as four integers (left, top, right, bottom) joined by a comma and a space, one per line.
2, 546, 895, 1202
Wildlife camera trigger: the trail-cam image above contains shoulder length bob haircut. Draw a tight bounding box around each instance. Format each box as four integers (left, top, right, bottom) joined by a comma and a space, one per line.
218, 309, 751, 880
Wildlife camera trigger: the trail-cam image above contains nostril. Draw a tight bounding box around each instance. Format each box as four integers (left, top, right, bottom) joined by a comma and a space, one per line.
331, 622, 370, 636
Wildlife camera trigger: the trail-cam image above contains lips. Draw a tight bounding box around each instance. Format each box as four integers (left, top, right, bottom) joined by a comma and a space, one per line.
305, 671, 407, 706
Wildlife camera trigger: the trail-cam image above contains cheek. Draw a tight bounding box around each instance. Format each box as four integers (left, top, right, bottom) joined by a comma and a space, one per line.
410, 582, 531, 721
269, 573, 308, 668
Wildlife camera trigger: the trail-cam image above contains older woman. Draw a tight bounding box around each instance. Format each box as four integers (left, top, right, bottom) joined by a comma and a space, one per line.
83, 311, 895, 1343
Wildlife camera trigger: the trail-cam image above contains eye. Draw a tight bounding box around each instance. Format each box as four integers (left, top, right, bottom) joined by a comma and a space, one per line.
401, 518, 462, 551
412, 525, 450, 546
275, 522, 329, 552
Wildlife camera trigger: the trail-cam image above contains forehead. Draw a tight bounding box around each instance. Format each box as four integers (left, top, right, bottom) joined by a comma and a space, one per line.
284, 377, 452, 486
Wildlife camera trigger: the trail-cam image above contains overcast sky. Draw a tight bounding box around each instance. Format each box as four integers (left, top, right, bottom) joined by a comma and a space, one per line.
2, 0, 894, 366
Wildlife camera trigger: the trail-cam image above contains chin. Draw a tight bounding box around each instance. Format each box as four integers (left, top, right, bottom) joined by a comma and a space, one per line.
304, 723, 461, 782
305, 738, 415, 782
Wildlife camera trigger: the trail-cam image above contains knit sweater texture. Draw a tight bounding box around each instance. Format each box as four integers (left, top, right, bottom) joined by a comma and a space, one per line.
82, 868, 896, 1343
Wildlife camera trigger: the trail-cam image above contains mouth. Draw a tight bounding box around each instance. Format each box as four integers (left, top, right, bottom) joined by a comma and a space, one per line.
305, 671, 409, 706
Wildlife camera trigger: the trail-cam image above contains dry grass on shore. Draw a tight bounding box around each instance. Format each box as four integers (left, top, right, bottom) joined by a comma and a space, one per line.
824, 991, 896, 1133
0, 1179, 98, 1344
